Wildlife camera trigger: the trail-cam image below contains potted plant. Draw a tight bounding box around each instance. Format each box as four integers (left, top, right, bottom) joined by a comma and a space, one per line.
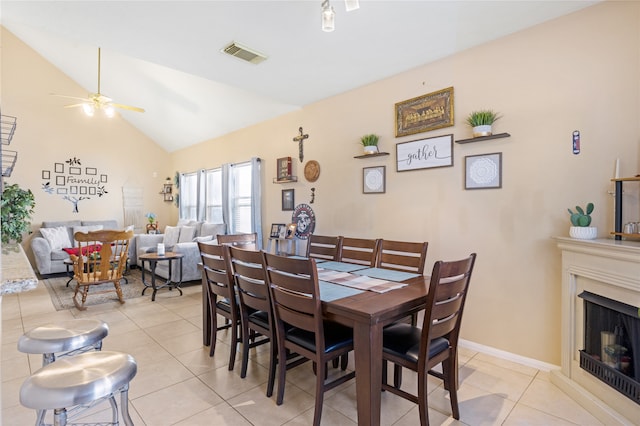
145, 212, 158, 234
466, 110, 502, 137
360, 134, 379, 154
568, 202, 597, 239
1, 184, 36, 245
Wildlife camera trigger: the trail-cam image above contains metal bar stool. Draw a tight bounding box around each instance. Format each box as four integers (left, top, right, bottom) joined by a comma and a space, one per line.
20, 351, 137, 426
18, 319, 109, 366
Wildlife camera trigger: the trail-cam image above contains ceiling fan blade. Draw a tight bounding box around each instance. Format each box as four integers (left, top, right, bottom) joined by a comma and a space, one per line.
51, 93, 91, 102
110, 103, 145, 113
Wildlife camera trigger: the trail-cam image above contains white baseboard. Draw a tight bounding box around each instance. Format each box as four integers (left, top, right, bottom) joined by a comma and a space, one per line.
459, 339, 559, 372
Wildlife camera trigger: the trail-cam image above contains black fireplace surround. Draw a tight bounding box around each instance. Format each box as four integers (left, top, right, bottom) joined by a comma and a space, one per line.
579, 291, 639, 405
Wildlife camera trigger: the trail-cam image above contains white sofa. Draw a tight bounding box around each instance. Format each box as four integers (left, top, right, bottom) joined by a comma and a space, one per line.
31, 219, 121, 276
132, 221, 226, 282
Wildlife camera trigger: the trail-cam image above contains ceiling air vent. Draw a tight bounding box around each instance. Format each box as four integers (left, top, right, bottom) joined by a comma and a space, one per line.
222, 42, 267, 64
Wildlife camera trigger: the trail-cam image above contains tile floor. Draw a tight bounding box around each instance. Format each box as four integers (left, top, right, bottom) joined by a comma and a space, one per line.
1, 277, 603, 425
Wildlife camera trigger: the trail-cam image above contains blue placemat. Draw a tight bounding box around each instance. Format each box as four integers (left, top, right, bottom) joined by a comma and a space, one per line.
353, 267, 420, 282
318, 261, 368, 272
319, 281, 363, 302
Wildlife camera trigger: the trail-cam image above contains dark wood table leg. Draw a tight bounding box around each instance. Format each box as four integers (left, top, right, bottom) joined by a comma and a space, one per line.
354, 321, 383, 426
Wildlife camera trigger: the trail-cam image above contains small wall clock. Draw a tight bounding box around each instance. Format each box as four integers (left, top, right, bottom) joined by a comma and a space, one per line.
363, 166, 386, 194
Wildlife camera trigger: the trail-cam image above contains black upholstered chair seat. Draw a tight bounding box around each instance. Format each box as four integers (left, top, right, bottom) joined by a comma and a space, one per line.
286, 322, 353, 353
383, 323, 449, 362
247, 310, 269, 329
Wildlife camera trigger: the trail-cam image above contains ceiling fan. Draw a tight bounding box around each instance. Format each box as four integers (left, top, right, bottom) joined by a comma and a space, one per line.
54, 47, 144, 117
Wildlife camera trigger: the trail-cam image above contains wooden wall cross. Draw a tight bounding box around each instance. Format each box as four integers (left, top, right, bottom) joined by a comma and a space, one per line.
292, 127, 309, 162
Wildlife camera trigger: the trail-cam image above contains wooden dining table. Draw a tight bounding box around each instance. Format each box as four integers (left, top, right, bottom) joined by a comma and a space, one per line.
200, 263, 429, 426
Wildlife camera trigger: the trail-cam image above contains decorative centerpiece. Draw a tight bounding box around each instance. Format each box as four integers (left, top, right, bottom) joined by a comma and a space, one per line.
360, 134, 379, 154
568, 202, 597, 239
145, 212, 158, 234
1, 184, 35, 245
466, 110, 502, 137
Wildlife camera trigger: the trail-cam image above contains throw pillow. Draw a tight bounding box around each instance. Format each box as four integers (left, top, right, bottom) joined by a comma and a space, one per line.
163, 226, 181, 247
40, 226, 72, 251
200, 222, 226, 238
193, 235, 214, 243
178, 226, 196, 243
72, 225, 104, 244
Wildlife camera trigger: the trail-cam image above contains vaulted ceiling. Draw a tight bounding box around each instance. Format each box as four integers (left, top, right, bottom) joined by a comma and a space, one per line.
2, 1, 598, 152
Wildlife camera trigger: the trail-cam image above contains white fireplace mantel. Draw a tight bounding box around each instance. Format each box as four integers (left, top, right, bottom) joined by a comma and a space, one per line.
554, 237, 640, 425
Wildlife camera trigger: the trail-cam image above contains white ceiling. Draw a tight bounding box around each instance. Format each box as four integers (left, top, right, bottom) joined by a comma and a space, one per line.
1, 0, 598, 152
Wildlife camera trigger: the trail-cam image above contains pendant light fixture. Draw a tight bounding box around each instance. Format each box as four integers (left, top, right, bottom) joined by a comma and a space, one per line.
321, 0, 335, 32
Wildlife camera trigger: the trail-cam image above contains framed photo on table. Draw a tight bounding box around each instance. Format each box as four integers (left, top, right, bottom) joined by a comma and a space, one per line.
465, 152, 502, 189
270, 223, 285, 238
363, 166, 386, 194
282, 189, 295, 211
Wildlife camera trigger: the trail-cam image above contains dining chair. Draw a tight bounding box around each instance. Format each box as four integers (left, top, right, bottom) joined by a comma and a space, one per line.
228, 245, 277, 396
381, 253, 477, 425
70, 230, 133, 310
306, 234, 342, 261
198, 242, 240, 368
217, 233, 258, 250
262, 252, 356, 426
376, 239, 428, 274
339, 237, 380, 266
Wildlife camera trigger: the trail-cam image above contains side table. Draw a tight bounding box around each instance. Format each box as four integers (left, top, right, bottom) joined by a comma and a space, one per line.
139, 252, 184, 301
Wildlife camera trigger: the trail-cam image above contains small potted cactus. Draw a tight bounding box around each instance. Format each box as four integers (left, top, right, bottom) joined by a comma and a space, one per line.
568, 202, 597, 239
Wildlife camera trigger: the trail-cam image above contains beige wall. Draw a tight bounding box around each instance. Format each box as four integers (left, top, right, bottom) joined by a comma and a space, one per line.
1, 27, 175, 264
2, 2, 639, 364
172, 2, 640, 364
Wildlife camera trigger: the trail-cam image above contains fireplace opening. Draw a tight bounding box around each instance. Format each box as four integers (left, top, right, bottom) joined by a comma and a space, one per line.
579, 291, 639, 405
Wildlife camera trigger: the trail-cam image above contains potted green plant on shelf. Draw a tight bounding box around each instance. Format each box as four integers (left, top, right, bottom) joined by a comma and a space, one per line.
466, 110, 502, 137
568, 202, 597, 239
360, 134, 379, 154
1, 183, 36, 245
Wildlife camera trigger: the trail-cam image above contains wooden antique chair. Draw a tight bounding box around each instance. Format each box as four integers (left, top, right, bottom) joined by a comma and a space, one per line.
376, 240, 428, 274
339, 237, 380, 266
198, 242, 240, 368
381, 253, 477, 425
228, 245, 277, 395
70, 230, 133, 311
263, 252, 355, 426
217, 233, 258, 251
306, 234, 342, 261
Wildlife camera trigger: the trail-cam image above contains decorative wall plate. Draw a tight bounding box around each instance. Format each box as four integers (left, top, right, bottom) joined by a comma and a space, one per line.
304, 160, 320, 182
292, 203, 316, 239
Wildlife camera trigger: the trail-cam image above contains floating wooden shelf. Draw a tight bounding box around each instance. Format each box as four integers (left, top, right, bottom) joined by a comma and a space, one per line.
354, 152, 390, 159
455, 132, 511, 144
273, 176, 298, 184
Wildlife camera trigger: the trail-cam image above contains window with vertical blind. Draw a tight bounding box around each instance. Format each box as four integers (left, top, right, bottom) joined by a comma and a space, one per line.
229, 162, 252, 233
204, 168, 222, 223
177, 158, 262, 246
179, 171, 199, 221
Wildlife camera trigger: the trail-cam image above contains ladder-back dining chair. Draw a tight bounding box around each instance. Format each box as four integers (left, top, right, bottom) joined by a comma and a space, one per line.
306, 234, 342, 261
70, 230, 133, 311
376, 240, 428, 274
228, 245, 277, 396
198, 242, 240, 368
217, 233, 258, 251
339, 237, 380, 266
381, 253, 477, 426
263, 252, 356, 426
